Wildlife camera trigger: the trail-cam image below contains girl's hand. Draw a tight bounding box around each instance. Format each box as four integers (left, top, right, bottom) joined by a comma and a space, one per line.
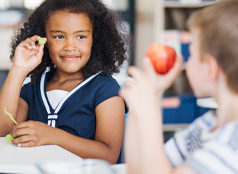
119, 56, 182, 113
13, 35, 46, 74
11, 121, 55, 147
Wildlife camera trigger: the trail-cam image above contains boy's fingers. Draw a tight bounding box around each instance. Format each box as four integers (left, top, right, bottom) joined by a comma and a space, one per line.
123, 77, 136, 87
165, 56, 183, 80
142, 57, 158, 77
127, 66, 144, 81
119, 88, 127, 99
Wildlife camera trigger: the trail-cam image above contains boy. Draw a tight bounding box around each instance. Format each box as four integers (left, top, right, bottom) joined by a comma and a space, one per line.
120, 0, 238, 173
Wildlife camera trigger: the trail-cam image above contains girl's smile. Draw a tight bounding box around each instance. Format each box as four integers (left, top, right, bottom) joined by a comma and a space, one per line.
60, 55, 81, 61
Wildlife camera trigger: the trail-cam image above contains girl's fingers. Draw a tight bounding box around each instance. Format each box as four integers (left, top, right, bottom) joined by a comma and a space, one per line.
12, 121, 35, 137
12, 134, 35, 145
19, 35, 43, 50
13, 121, 32, 129
30, 35, 41, 41
37, 37, 47, 45
20, 41, 34, 50
28, 35, 42, 44
15, 140, 36, 147
18, 141, 36, 147
35, 44, 44, 59
22, 36, 39, 49
12, 127, 33, 138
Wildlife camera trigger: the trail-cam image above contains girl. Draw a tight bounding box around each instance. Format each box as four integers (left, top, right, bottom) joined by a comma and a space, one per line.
0, 0, 128, 164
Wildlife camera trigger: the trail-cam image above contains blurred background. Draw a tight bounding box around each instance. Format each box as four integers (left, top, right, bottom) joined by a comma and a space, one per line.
0, 0, 218, 133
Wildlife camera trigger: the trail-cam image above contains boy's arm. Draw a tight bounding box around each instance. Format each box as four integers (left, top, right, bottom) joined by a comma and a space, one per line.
119, 56, 196, 173
126, 99, 196, 174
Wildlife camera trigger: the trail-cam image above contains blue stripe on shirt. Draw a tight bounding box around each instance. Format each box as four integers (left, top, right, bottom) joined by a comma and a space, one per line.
173, 136, 185, 160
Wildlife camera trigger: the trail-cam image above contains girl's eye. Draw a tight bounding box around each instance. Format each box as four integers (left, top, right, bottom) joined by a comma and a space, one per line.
78, 35, 85, 39
54, 35, 64, 39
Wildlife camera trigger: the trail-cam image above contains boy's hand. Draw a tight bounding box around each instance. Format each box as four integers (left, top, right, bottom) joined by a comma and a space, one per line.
119, 56, 182, 113
13, 35, 46, 75
145, 55, 183, 94
11, 121, 55, 147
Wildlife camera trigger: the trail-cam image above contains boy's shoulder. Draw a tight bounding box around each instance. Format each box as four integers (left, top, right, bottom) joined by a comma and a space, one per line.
184, 120, 238, 174
185, 110, 217, 132
214, 120, 238, 147
189, 111, 238, 147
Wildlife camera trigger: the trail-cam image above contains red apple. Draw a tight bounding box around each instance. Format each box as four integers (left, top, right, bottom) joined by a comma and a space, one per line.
146, 43, 176, 74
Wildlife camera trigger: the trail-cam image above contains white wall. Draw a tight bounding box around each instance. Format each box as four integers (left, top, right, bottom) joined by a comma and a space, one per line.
135, 0, 162, 68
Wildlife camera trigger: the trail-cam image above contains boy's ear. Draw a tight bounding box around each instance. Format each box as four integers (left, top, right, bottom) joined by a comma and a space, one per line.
203, 54, 219, 82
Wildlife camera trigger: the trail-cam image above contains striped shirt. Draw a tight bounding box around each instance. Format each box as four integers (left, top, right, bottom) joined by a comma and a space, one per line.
165, 111, 238, 174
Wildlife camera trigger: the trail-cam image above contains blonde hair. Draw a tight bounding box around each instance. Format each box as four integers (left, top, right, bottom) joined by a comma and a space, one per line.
188, 0, 238, 94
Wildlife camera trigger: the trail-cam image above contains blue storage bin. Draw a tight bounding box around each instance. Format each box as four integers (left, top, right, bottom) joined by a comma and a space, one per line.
162, 94, 208, 124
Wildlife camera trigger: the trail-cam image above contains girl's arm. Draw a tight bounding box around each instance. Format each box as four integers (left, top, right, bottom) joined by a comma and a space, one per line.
120, 57, 196, 173
0, 67, 28, 135
0, 35, 45, 136
62, 96, 125, 163
12, 96, 125, 164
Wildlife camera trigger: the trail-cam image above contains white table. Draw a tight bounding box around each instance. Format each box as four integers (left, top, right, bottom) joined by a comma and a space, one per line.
113, 163, 127, 174
0, 137, 127, 174
0, 137, 82, 173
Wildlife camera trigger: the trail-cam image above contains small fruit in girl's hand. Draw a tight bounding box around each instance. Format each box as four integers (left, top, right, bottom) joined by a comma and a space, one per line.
146, 43, 176, 74
38, 38, 46, 45
5, 134, 13, 142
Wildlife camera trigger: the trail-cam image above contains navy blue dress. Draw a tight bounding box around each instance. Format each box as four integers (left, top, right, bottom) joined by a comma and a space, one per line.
20, 72, 122, 140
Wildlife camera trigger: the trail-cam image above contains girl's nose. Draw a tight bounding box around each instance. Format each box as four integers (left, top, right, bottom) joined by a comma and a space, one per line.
63, 39, 77, 51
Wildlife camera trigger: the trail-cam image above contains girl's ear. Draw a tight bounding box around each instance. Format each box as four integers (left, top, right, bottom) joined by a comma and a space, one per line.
203, 54, 219, 82
45, 41, 48, 48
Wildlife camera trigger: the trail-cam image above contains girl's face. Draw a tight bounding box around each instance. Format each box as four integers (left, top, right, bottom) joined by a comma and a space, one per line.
45, 10, 93, 75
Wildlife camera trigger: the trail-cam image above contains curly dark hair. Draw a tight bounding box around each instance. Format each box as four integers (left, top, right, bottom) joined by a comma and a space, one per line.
10, 0, 129, 82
